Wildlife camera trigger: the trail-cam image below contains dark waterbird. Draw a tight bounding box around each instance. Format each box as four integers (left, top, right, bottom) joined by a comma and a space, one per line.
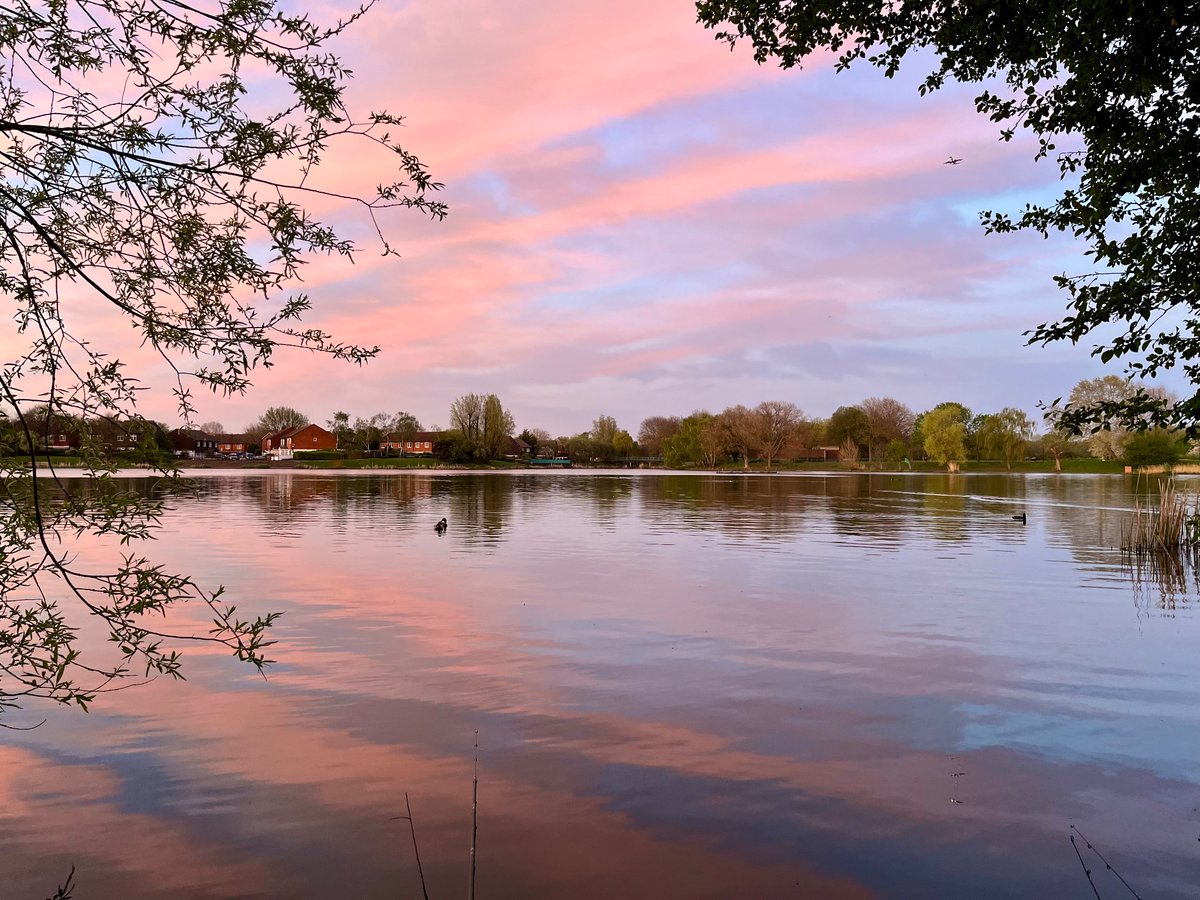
1012, 512, 1027, 524
435, 517, 448, 534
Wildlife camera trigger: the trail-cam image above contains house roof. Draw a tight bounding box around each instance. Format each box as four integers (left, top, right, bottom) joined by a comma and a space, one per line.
170, 428, 216, 444
264, 423, 334, 443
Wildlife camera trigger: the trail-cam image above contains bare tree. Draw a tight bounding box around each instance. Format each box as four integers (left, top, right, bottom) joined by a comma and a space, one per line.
721, 405, 761, 469
637, 416, 681, 457
755, 401, 804, 469
860, 397, 916, 462
698, 416, 731, 467
247, 406, 309, 442
199, 421, 225, 436
390, 411, 421, 454
450, 394, 486, 441
353, 413, 391, 453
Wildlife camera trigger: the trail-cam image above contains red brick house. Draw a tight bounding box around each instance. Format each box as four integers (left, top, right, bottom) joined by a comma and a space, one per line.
263, 424, 337, 459
380, 430, 440, 455
216, 434, 251, 456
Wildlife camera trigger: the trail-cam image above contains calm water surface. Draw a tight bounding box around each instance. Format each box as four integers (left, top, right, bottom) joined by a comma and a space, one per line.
4, 471, 1200, 898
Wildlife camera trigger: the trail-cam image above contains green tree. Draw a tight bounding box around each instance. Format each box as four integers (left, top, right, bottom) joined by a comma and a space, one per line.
697, 1, 1200, 432
663, 412, 726, 468
0, 0, 442, 721
1034, 428, 1077, 473
826, 406, 870, 459
921, 405, 969, 472
1064, 376, 1152, 460
481, 394, 515, 460
591, 415, 619, 445
566, 433, 612, 465
518, 428, 550, 456
1123, 430, 1186, 468
977, 408, 1034, 469
327, 411, 352, 451
612, 430, 637, 457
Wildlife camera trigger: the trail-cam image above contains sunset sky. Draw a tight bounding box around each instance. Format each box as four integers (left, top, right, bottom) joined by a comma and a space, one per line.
139, 0, 1178, 436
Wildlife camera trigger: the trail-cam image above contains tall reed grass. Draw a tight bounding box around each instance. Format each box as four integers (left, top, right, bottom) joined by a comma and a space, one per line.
1122, 480, 1200, 553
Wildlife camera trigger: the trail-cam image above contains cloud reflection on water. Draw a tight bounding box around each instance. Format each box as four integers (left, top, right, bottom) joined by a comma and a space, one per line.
5, 472, 1199, 898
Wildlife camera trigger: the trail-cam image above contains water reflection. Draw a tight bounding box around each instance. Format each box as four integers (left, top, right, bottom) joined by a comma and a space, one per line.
5, 471, 1199, 898
1127, 549, 1199, 618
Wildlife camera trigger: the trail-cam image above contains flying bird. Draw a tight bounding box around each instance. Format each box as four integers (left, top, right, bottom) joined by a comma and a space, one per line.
944, 156, 963, 166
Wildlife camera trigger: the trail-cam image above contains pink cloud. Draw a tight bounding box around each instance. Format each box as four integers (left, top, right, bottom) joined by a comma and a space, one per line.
343, 0, 793, 176
7, 0, 1139, 434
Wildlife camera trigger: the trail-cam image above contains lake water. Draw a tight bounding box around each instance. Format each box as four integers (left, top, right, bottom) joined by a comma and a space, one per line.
3, 471, 1199, 898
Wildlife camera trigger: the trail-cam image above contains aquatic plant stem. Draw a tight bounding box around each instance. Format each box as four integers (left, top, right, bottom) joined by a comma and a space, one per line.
470, 731, 478, 900
1071, 825, 1143, 899
394, 792, 431, 900
1070, 834, 1103, 899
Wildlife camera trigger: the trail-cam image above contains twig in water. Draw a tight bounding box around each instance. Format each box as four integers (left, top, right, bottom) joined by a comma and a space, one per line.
1072, 825, 1143, 899
390, 792, 431, 900
469, 731, 479, 900
1070, 834, 1103, 899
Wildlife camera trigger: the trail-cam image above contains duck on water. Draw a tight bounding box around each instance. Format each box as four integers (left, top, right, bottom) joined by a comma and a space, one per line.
435, 517, 448, 534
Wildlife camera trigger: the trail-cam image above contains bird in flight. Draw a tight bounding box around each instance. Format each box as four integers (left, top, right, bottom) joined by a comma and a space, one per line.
944, 156, 963, 166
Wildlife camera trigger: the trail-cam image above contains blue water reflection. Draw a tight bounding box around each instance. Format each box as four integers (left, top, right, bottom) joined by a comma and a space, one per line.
3, 471, 1198, 898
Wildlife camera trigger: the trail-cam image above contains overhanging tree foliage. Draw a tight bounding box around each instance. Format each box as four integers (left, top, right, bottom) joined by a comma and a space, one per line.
0, 0, 443, 722
697, 1, 1200, 433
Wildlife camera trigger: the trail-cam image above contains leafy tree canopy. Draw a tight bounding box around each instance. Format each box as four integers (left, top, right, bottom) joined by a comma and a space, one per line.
976, 408, 1035, 468
825, 405, 869, 450
0, 0, 442, 722
697, 1, 1200, 432
1123, 429, 1187, 467
591, 414, 619, 445
921, 404, 968, 470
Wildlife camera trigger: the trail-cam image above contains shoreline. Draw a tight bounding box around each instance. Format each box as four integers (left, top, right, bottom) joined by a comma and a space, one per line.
12, 457, 1154, 476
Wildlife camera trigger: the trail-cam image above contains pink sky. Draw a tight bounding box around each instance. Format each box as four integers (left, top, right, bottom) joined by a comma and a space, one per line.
28, 0, 1182, 436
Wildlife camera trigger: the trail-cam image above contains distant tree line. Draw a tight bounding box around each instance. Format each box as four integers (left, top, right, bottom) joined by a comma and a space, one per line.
37, 376, 1183, 469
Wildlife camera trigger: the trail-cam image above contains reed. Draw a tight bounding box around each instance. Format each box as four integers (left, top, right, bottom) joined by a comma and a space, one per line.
1121, 480, 1200, 554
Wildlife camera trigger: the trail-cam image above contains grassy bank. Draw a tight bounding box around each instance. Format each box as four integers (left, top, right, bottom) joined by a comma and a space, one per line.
2, 456, 1133, 475
292, 457, 525, 470
704, 458, 1129, 475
